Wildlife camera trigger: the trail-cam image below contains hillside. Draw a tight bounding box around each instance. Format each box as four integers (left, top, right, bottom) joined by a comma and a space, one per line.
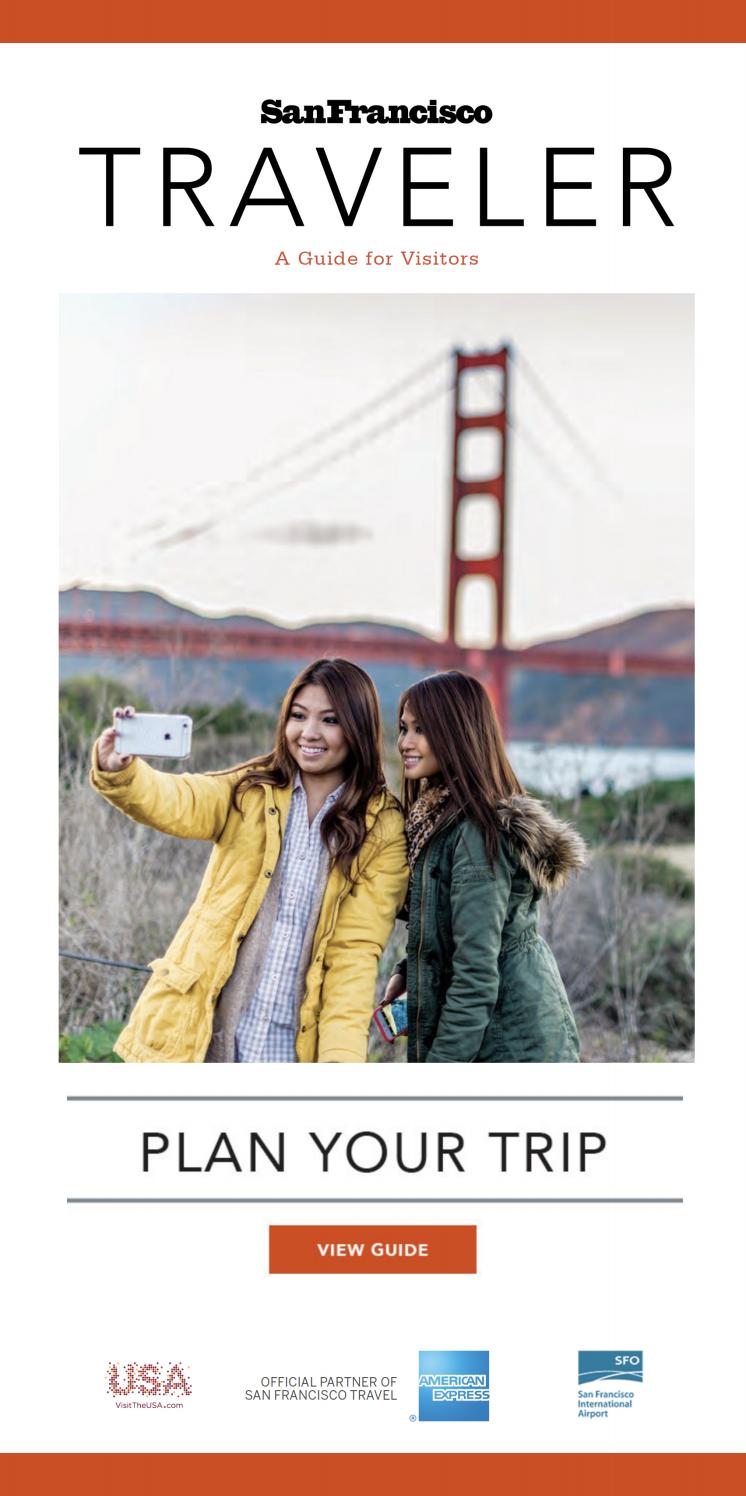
530, 608, 693, 658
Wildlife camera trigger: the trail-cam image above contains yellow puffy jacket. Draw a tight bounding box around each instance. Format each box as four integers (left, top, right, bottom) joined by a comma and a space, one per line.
89, 750, 408, 1063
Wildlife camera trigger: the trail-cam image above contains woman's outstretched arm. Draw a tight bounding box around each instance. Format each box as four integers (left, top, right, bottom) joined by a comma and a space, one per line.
90, 707, 237, 843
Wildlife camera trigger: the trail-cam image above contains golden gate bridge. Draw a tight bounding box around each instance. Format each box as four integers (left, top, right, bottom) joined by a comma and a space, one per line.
59, 346, 694, 730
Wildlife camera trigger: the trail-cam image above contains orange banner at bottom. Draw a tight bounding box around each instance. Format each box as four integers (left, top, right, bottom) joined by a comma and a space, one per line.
2, 1454, 744, 1496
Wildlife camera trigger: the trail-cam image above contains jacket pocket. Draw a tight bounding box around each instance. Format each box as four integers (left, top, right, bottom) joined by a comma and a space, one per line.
295, 1020, 318, 1064
135, 957, 201, 1056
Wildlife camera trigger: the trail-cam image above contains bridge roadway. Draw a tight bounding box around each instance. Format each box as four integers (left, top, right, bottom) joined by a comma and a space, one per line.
59, 619, 694, 681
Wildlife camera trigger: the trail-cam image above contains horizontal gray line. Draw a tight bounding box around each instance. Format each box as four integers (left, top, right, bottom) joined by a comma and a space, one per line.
67, 1196, 683, 1205
66, 1095, 683, 1103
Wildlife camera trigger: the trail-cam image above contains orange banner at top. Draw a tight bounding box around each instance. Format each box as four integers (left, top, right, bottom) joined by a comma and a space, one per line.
3, 0, 746, 41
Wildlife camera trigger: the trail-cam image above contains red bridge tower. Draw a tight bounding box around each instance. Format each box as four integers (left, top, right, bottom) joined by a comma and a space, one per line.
447, 346, 510, 723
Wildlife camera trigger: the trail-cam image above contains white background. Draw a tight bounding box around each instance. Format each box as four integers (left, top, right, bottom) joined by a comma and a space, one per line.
1, 42, 745, 1454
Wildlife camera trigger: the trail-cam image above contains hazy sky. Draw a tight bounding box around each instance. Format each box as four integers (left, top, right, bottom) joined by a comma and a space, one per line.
60, 293, 693, 646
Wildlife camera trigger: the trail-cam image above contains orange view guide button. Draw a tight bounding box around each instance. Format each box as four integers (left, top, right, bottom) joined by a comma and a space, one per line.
269, 1225, 476, 1274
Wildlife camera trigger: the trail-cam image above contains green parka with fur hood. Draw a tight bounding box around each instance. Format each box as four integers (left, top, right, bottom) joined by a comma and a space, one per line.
399, 796, 585, 1063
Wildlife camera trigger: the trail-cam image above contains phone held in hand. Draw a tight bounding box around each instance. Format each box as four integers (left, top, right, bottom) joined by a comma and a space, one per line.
114, 712, 193, 759
373, 994, 408, 1043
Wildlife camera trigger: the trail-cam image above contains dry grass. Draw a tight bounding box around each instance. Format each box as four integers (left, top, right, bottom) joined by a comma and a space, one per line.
60, 759, 213, 1031
60, 734, 693, 1062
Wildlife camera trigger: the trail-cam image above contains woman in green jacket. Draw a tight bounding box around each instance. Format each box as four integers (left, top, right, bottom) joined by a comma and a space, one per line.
385, 671, 585, 1063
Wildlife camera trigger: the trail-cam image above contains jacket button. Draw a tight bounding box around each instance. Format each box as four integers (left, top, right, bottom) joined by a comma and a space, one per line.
265, 869, 273, 878
269, 808, 277, 816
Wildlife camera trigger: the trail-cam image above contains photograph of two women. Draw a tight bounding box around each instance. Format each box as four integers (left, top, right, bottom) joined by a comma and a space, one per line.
59, 293, 694, 1064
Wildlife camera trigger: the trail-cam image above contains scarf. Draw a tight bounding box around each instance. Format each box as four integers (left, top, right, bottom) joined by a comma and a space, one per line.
405, 784, 451, 869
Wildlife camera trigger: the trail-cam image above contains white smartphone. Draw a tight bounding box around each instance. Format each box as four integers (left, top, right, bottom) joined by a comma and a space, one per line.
114, 712, 193, 759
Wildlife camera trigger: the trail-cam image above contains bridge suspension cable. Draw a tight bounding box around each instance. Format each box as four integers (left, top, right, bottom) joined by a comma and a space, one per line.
509, 346, 625, 506
470, 363, 617, 513
507, 413, 598, 509
238, 347, 448, 486
130, 348, 450, 554
136, 372, 453, 554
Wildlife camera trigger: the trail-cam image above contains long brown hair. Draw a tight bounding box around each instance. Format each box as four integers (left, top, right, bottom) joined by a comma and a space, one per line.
232, 658, 387, 878
398, 670, 523, 866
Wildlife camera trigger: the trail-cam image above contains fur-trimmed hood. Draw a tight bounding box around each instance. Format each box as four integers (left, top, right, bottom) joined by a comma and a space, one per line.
495, 794, 587, 895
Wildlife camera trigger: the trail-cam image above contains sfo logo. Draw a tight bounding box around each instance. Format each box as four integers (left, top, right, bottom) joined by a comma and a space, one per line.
578, 1351, 643, 1385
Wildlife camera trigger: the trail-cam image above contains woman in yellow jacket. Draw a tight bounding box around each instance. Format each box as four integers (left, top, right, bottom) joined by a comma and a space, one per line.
91, 658, 408, 1064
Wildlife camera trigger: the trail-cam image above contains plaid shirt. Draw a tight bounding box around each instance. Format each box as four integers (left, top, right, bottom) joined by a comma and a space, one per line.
234, 774, 344, 1062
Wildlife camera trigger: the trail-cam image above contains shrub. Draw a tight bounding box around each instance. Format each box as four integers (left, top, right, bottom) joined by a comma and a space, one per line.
59, 1020, 124, 1062
597, 847, 694, 901
546, 847, 694, 1059
544, 777, 694, 846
